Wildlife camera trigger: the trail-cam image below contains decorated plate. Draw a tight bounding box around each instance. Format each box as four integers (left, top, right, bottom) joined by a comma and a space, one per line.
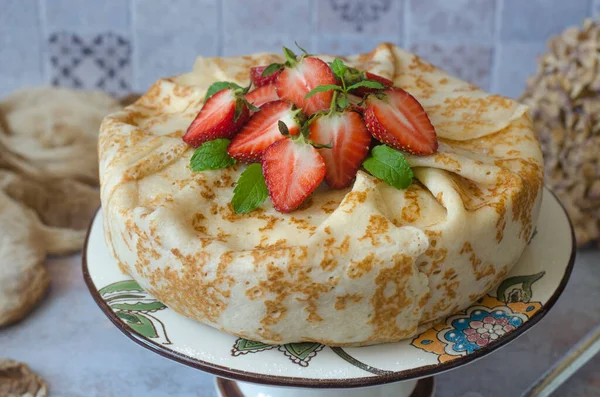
83, 188, 575, 388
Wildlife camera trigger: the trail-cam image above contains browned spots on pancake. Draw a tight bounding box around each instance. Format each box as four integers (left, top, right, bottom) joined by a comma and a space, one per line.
324, 226, 332, 235
343, 191, 367, 213
335, 294, 363, 310
321, 200, 339, 214
415, 75, 435, 99
289, 217, 316, 232
210, 203, 219, 215
422, 231, 447, 276
418, 291, 431, 309
246, 286, 264, 300
359, 215, 389, 246
320, 235, 350, 271
435, 192, 444, 204
170, 247, 210, 269
369, 254, 417, 340
434, 153, 462, 171
192, 212, 207, 234
401, 188, 421, 224
408, 55, 435, 73
460, 242, 496, 281
439, 78, 449, 84
258, 216, 279, 232
200, 189, 216, 200
347, 253, 376, 278
213, 173, 233, 188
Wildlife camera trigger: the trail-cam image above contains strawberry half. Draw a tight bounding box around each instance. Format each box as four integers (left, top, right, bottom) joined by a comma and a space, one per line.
309, 110, 371, 188
182, 88, 250, 147
262, 137, 326, 212
250, 66, 281, 87
276, 57, 337, 116
245, 84, 279, 108
228, 100, 303, 163
364, 88, 438, 155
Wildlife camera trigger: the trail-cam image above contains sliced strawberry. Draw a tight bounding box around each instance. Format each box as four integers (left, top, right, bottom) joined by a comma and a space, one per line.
262, 137, 326, 212
250, 66, 281, 87
276, 57, 337, 116
352, 72, 393, 97
228, 100, 303, 163
364, 88, 438, 155
183, 88, 250, 147
245, 84, 279, 108
309, 110, 371, 188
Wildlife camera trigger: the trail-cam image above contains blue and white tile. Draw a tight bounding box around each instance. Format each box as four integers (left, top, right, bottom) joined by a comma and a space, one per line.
491, 41, 547, 99
500, 0, 591, 41
133, 0, 219, 92
0, 0, 45, 98
47, 32, 132, 96
410, 43, 493, 90
317, 0, 403, 37
223, 34, 313, 57
314, 35, 399, 56
44, 0, 130, 33
407, 0, 496, 43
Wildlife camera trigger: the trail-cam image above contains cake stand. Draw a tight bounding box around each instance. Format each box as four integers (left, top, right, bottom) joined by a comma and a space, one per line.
83, 188, 575, 397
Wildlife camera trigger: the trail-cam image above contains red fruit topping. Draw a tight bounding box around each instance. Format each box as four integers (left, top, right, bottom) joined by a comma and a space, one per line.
250, 65, 281, 87
364, 88, 438, 155
182, 89, 250, 147
262, 138, 326, 212
228, 100, 302, 163
245, 84, 279, 108
276, 57, 337, 116
309, 110, 371, 188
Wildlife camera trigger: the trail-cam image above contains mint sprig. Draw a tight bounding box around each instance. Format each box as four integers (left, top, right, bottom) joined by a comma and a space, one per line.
232, 163, 268, 214
190, 139, 236, 171
304, 58, 385, 111
204, 81, 244, 102
362, 145, 413, 190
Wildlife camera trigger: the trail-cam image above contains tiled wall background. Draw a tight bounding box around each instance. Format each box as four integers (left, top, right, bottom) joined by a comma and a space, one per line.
0, 0, 598, 100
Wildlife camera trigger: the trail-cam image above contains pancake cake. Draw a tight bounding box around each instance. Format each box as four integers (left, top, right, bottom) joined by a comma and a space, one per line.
98, 43, 543, 346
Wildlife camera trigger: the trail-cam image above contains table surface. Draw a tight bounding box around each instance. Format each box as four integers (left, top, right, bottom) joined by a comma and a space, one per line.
1, 249, 599, 397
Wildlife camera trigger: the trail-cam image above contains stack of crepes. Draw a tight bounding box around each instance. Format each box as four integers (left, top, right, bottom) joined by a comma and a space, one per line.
99, 43, 543, 346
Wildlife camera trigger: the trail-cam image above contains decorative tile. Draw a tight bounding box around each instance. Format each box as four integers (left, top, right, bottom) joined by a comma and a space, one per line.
317, 0, 403, 36
410, 43, 493, 90
223, 0, 312, 37
223, 34, 312, 57
593, 0, 600, 16
500, 0, 591, 41
314, 35, 399, 56
407, 0, 496, 43
0, 0, 44, 98
44, 0, 130, 32
491, 41, 547, 99
133, 0, 218, 92
47, 32, 132, 96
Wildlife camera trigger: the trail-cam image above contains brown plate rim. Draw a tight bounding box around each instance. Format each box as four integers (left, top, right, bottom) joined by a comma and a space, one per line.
82, 188, 576, 388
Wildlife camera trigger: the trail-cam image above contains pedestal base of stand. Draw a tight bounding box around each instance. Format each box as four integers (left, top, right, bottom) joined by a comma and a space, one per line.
215, 377, 435, 397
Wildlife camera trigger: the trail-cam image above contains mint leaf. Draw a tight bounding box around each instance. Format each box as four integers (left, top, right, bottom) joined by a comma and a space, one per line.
282, 46, 298, 65
190, 139, 236, 171
205, 81, 242, 102
362, 145, 413, 190
232, 163, 268, 214
262, 63, 283, 77
330, 58, 347, 79
347, 80, 386, 91
304, 84, 342, 99
336, 94, 349, 109
295, 41, 309, 55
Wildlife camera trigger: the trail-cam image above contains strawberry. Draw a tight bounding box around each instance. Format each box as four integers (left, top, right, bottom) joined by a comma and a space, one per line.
183, 88, 250, 147
245, 84, 279, 108
262, 137, 326, 212
364, 88, 438, 155
250, 66, 281, 87
309, 110, 371, 188
276, 56, 337, 116
228, 100, 303, 163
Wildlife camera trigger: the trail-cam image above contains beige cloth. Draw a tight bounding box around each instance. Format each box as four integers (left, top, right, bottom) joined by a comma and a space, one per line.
0, 359, 47, 397
0, 87, 124, 327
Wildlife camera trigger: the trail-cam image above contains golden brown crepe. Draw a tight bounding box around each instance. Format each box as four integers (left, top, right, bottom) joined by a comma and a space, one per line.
99, 43, 543, 346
